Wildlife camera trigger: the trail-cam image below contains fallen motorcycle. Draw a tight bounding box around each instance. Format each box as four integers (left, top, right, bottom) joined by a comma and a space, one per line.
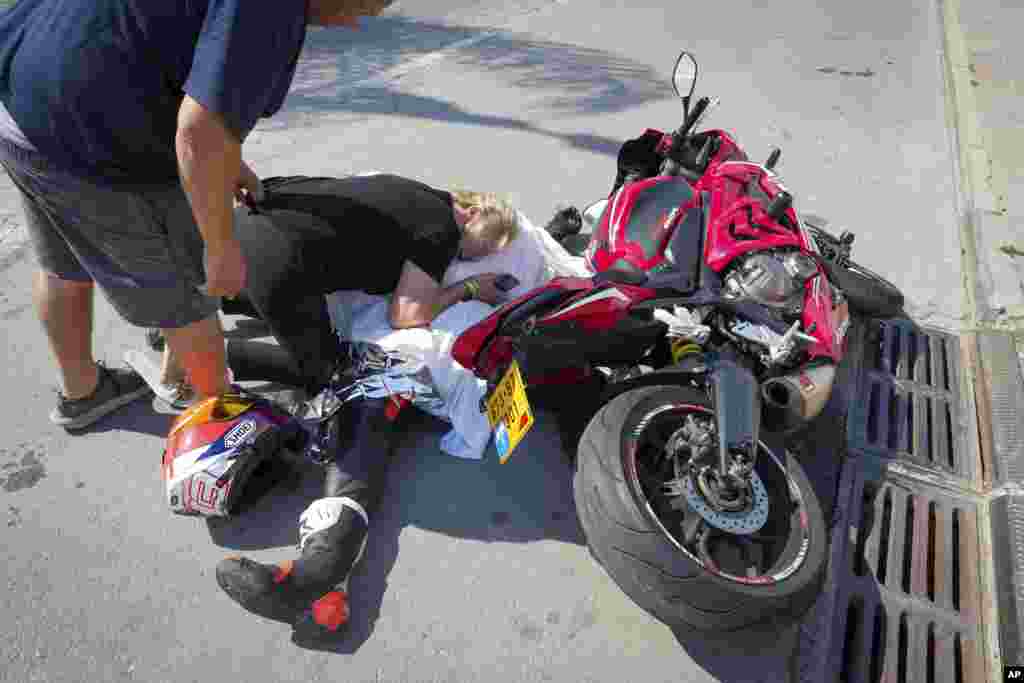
452, 51, 905, 633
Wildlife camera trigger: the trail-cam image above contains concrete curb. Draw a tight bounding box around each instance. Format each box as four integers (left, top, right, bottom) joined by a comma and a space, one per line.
938, 0, 1016, 676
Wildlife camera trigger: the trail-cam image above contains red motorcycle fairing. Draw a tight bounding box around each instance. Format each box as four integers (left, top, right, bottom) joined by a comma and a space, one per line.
698, 161, 807, 273
801, 275, 850, 362
451, 275, 660, 382
538, 282, 655, 330
587, 176, 698, 274
451, 277, 594, 377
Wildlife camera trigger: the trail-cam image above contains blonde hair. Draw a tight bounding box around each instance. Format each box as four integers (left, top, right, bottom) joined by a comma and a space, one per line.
451, 190, 519, 249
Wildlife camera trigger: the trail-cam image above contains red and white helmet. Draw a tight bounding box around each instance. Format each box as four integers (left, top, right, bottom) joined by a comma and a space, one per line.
162, 393, 302, 517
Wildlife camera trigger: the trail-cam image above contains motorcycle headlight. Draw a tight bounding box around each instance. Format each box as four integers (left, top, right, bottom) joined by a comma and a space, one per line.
723, 250, 815, 312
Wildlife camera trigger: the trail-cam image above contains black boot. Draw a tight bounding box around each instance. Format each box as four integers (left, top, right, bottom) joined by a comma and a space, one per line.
215, 494, 369, 638
216, 397, 397, 642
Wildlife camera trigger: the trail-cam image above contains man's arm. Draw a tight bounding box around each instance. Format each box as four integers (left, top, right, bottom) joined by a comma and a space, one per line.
389, 260, 472, 329
177, 95, 240, 248
176, 96, 246, 297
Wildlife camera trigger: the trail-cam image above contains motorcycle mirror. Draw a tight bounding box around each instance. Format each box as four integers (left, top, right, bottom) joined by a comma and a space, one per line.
672, 51, 698, 101
582, 199, 609, 233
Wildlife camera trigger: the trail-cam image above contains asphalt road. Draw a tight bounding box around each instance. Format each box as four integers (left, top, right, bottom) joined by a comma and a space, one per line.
0, 1, 965, 681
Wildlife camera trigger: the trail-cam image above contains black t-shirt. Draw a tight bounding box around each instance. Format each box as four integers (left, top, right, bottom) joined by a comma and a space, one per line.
256, 174, 463, 295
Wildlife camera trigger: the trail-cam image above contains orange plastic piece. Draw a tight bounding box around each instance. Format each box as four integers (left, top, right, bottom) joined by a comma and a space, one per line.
311, 591, 349, 631
385, 395, 410, 421
272, 560, 294, 584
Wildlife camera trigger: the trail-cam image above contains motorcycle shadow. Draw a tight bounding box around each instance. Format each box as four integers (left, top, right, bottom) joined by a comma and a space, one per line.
206, 406, 585, 654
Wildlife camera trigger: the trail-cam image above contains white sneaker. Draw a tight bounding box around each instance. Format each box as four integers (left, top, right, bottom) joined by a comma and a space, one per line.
124, 349, 236, 412
123, 349, 195, 412
154, 379, 196, 411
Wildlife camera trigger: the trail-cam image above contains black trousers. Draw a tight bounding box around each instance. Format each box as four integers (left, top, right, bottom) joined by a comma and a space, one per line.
224, 289, 393, 588
230, 209, 353, 394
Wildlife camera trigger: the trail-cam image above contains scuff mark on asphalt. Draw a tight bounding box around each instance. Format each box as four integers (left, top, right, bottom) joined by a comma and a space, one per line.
1, 446, 47, 493
817, 66, 876, 77
513, 615, 545, 643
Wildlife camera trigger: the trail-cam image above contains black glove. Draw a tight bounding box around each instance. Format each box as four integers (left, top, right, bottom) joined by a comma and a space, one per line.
544, 206, 583, 241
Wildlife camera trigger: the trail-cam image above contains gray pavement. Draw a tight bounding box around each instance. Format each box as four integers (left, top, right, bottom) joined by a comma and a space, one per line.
0, 0, 976, 681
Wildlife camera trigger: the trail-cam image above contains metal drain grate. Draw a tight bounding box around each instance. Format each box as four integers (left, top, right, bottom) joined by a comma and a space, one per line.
799, 462, 988, 683
848, 321, 973, 483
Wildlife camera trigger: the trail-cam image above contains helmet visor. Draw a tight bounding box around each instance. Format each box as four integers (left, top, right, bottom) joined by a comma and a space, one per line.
168, 393, 258, 438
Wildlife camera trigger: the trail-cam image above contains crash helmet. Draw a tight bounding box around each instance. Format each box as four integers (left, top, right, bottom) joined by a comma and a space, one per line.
161, 392, 303, 517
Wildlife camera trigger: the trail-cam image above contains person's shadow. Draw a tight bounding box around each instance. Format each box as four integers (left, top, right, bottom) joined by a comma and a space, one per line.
253, 14, 672, 161
206, 406, 585, 654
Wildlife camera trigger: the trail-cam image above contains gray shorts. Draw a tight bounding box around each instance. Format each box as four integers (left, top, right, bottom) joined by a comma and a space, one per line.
0, 138, 219, 328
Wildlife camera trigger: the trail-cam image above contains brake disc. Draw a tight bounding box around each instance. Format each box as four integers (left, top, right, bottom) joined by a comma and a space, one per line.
683, 469, 770, 535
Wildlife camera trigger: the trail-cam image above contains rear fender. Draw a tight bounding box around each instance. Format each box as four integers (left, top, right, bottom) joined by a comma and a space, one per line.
451, 277, 593, 375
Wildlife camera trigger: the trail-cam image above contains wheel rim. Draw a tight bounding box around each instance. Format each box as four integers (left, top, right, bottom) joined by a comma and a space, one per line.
623, 402, 811, 585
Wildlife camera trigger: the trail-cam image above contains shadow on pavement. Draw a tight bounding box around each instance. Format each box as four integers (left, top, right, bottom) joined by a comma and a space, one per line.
259, 15, 673, 158
78, 397, 176, 439
205, 407, 584, 653
198, 312, 888, 665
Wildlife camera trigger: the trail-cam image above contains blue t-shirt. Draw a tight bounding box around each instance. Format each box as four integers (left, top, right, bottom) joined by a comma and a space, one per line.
0, 0, 308, 187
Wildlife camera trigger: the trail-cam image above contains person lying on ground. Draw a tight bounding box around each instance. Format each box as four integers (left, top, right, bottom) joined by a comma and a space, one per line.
160, 173, 516, 645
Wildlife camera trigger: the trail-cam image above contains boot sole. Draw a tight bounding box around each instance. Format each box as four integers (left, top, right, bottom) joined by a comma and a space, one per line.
216, 569, 301, 625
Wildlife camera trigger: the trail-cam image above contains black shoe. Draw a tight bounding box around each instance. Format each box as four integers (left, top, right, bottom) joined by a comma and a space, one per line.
215, 556, 305, 625
50, 362, 152, 430
217, 496, 368, 639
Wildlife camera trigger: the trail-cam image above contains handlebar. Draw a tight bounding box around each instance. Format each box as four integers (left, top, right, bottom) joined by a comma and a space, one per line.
676, 96, 709, 139
765, 191, 793, 221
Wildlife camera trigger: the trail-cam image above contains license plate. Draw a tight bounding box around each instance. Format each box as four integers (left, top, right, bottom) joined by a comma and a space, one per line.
485, 360, 535, 464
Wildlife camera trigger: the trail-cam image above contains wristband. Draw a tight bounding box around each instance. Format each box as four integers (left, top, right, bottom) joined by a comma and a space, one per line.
463, 279, 480, 301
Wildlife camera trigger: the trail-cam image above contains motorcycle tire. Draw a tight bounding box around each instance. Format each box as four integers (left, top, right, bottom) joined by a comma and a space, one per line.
821, 258, 904, 319
572, 385, 828, 632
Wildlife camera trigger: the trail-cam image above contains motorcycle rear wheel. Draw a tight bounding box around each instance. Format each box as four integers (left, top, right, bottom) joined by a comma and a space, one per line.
572, 385, 828, 632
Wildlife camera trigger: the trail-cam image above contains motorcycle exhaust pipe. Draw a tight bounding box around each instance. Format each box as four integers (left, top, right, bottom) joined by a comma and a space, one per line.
761, 363, 837, 432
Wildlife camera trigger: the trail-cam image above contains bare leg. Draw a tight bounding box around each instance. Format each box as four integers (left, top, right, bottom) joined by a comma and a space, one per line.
162, 314, 229, 400
159, 342, 187, 386
33, 270, 100, 399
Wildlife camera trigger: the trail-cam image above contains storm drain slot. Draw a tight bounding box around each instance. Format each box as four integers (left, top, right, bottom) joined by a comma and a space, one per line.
852, 482, 965, 610
837, 602, 970, 683
803, 464, 988, 683
851, 321, 967, 480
